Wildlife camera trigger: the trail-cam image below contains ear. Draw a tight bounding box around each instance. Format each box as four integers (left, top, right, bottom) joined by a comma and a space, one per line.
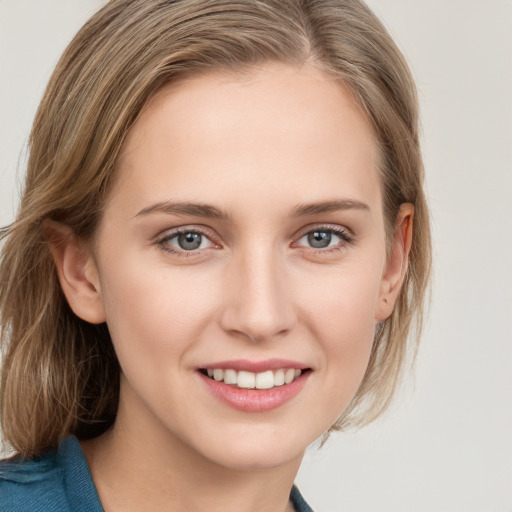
43, 220, 106, 324
375, 203, 414, 322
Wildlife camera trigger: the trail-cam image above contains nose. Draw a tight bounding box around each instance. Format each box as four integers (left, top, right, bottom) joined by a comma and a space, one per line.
219, 247, 297, 343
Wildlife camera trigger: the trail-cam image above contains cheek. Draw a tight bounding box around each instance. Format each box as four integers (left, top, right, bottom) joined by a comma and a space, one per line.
96, 250, 218, 371
296, 259, 383, 410
300, 256, 382, 340
313, 283, 376, 377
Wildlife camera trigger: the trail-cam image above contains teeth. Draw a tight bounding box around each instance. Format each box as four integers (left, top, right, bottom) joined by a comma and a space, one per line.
204, 368, 304, 389
255, 370, 274, 389
224, 369, 238, 385
274, 369, 285, 386
237, 371, 256, 389
284, 368, 295, 384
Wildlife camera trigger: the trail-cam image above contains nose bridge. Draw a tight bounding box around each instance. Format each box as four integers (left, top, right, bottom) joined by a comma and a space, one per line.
221, 241, 295, 341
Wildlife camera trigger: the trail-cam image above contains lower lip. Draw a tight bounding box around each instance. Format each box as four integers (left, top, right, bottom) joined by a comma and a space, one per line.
198, 371, 311, 413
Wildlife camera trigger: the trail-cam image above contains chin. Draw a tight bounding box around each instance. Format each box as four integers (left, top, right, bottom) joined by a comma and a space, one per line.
208, 448, 302, 472
194, 428, 308, 471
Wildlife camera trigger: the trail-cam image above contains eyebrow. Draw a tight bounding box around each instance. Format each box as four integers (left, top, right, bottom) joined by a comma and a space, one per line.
135, 198, 370, 220
135, 201, 229, 220
291, 199, 370, 216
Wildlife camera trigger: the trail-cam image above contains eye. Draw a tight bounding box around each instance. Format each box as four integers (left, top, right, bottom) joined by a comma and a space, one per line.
157, 228, 216, 254
296, 227, 352, 250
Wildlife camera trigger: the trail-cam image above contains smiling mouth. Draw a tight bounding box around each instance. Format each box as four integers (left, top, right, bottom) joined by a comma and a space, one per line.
199, 368, 311, 390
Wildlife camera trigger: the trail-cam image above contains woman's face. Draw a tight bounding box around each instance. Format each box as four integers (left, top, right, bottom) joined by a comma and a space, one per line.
83, 63, 399, 470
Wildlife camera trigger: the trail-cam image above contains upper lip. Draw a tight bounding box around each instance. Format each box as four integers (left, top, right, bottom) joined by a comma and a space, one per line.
199, 359, 310, 373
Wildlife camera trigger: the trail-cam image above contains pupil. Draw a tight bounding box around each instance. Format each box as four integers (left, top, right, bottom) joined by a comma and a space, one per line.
178, 232, 202, 250
308, 231, 331, 249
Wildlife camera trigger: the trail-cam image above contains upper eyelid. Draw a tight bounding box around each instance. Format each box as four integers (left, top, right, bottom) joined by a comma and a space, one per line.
156, 225, 217, 241
155, 226, 219, 254
154, 223, 353, 247
291, 226, 355, 253
293, 223, 354, 239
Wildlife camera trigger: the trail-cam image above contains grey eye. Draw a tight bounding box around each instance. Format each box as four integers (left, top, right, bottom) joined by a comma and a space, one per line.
158, 229, 216, 255
297, 229, 348, 250
307, 231, 332, 248
177, 232, 203, 250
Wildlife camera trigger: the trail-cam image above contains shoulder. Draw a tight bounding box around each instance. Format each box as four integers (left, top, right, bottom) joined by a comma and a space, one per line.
0, 436, 102, 512
0, 447, 70, 511
290, 485, 315, 512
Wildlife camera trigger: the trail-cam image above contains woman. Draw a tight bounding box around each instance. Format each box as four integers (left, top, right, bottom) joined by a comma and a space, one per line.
0, 1, 431, 510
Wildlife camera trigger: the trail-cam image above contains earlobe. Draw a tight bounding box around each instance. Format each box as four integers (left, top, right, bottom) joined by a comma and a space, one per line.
375, 203, 414, 322
43, 220, 106, 324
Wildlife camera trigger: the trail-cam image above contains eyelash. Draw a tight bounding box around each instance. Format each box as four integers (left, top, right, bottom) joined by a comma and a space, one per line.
294, 225, 354, 254
156, 226, 216, 257
155, 225, 354, 257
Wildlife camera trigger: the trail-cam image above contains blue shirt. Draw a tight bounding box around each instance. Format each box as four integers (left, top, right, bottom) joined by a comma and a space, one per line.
0, 436, 314, 511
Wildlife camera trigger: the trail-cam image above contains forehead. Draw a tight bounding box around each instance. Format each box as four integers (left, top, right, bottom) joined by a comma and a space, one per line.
111, 63, 382, 218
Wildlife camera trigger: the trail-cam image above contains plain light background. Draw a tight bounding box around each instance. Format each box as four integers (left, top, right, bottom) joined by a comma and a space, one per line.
1, 1, 511, 511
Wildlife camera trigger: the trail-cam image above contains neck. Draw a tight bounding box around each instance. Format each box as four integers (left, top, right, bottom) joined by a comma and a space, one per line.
81, 397, 303, 512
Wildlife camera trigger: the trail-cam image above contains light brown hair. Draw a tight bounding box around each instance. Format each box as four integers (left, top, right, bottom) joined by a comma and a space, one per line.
0, 0, 431, 457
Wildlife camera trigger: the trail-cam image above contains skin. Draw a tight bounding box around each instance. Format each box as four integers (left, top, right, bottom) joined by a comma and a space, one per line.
48, 62, 413, 512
